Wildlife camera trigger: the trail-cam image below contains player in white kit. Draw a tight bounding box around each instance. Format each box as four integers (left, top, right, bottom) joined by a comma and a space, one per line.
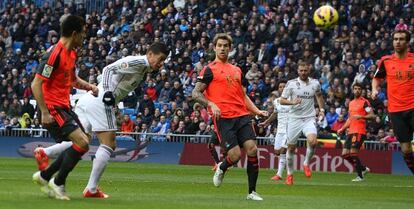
259, 81, 290, 181
34, 42, 169, 197
280, 62, 325, 185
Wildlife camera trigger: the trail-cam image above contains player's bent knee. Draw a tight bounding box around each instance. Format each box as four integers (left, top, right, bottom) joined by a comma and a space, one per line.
246, 146, 257, 156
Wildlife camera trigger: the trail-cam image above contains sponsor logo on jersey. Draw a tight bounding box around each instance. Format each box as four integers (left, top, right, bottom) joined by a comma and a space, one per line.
42, 64, 53, 78
120, 62, 128, 69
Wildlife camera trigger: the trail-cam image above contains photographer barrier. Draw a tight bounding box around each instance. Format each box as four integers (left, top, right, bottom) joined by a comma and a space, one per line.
0, 128, 411, 175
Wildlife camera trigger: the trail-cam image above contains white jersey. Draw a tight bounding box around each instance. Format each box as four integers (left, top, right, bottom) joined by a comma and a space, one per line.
99, 55, 152, 103
281, 77, 321, 119
273, 98, 290, 134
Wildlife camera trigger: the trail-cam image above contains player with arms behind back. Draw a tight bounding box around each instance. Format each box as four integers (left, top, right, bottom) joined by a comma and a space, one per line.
337, 82, 375, 181
259, 81, 290, 181
280, 62, 325, 185
372, 29, 414, 174
192, 33, 268, 200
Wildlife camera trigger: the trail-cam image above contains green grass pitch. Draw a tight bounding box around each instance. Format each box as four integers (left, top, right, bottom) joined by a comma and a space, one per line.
0, 157, 413, 209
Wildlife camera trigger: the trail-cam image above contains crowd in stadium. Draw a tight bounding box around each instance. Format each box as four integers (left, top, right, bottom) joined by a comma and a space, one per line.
0, 0, 413, 144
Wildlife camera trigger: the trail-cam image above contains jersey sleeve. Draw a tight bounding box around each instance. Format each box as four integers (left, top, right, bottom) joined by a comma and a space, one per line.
197, 66, 213, 86
239, 66, 249, 88
373, 56, 389, 79
363, 99, 372, 113
314, 80, 321, 93
35, 46, 61, 80
281, 80, 294, 99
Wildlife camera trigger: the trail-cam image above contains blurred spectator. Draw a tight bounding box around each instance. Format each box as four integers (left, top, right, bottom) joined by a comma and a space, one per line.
152, 115, 171, 141
0, 0, 411, 142
379, 128, 398, 150
191, 103, 208, 123
21, 97, 35, 119
121, 115, 135, 133
326, 106, 339, 127
138, 94, 155, 115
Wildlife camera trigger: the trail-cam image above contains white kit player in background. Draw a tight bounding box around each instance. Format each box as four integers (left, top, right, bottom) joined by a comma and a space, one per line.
259, 81, 290, 181
279, 62, 325, 185
34, 42, 169, 198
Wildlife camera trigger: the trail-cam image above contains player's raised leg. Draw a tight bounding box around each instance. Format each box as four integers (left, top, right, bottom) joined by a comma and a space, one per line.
34, 141, 73, 171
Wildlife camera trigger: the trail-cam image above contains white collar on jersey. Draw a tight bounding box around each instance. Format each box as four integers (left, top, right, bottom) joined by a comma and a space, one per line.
297, 77, 310, 85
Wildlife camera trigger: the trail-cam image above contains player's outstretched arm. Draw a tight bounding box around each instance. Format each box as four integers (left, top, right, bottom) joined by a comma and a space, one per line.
371, 78, 381, 100
243, 88, 268, 117
258, 112, 277, 127
73, 75, 98, 96
192, 82, 221, 120
337, 118, 350, 134
315, 91, 325, 112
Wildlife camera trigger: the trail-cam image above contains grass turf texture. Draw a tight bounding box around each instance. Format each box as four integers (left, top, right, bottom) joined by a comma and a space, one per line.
0, 157, 413, 209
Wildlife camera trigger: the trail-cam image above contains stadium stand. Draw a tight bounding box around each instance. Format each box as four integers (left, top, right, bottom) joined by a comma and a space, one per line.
0, 0, 413, 145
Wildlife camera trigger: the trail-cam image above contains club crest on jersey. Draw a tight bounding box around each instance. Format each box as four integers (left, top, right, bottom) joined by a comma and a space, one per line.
42, 64, 53, 78
120, 62, 128, 69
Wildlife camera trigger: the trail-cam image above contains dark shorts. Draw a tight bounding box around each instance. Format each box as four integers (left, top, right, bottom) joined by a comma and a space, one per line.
215, 115, 256, 151
344, 133, 366, 149
46, 106, 84, 143
389, 109, 414, 143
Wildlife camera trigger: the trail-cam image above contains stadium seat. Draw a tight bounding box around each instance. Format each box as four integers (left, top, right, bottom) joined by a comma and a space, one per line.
130, 115, 136, 122
122, 108, 135, 115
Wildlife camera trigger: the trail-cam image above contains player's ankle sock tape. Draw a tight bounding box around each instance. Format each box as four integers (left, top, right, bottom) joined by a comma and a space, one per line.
220, 156, 234, 172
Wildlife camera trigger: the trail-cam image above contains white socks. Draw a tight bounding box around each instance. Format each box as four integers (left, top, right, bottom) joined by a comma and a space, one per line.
286, 150, 294, 175
303, 146, 315, 166
86, 144, 113, 193
44, 141, 73, 158
276, 154, 286, 177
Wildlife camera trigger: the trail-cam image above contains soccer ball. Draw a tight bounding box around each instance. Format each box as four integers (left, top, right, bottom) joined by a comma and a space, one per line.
313, 5, 339, 29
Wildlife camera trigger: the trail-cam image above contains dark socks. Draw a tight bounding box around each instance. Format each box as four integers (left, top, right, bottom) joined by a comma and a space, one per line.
219, 156, 235, 172
208, 144, 220, 164
247, 155, 259, 194
403, 152, 414, 174
350, 155, 364, 178
40, 150, 66, 181
54, 144, 87, 186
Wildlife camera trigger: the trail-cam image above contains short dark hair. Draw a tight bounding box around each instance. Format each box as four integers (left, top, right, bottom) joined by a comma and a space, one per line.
61, 15, 85, 37
147, 42, 169, 56
352, 82, 364, 89
392, 30, 411, 42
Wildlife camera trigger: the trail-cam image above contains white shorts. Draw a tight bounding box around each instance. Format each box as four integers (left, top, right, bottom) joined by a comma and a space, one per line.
74, 91, 117, 134
287, 117, 317, 145
274, 132, 287, 150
